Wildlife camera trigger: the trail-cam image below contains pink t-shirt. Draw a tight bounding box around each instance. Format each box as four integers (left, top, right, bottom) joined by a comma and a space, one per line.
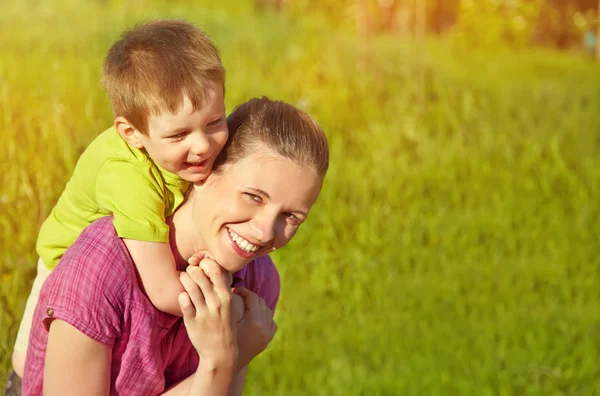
22, 216, 280, 395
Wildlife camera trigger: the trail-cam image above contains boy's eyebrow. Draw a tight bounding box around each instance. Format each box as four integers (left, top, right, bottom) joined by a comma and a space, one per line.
165, 127, 190, 136
163, 112, 225, 136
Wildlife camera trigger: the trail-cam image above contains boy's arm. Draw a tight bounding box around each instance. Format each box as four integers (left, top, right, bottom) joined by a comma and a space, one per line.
123, 239, 184, 316
96, 161, 186, 313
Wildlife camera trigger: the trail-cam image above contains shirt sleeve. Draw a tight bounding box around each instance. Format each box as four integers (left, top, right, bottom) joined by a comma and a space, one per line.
38, 249, 125, 346
243, 255, 281, 312
96, 159, 170, 242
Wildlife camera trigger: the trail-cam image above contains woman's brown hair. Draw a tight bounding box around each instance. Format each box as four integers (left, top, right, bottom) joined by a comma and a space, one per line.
218, 97, 329, 179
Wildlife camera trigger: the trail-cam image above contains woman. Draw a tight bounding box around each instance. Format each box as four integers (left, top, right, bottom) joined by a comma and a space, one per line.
21, 97, 329, 395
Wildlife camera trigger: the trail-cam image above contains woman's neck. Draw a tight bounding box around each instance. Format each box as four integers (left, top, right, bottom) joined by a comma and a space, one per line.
167, 191, 207, 269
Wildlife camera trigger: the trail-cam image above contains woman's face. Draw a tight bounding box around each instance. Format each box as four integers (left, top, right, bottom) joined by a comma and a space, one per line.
192, 146, 322, 273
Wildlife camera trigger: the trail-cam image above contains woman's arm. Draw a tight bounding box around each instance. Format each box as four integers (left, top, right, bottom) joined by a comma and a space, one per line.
161, 279, 276, 395
228, 366, 248, 396
43, 320, 111, 396
160, 367, 247, 396
43, 260, 239, 396
176, 259, 239, 395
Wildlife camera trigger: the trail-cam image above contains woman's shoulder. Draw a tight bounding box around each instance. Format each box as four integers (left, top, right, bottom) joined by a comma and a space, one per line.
48, 216, 135, 309
34, 217, 135, 348
236, 255, 280, 312
60, 216, 132, 275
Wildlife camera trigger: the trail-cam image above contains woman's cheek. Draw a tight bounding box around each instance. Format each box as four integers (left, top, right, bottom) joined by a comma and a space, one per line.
277, 226, 298, 248
231, 199, 257, 219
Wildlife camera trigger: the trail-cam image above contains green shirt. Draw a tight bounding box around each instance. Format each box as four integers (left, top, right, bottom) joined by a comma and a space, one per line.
36, 127, 190, 270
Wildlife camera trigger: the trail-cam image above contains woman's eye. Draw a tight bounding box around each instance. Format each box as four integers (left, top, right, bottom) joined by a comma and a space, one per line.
243, 192, 263, 204
286, 213, 301, 224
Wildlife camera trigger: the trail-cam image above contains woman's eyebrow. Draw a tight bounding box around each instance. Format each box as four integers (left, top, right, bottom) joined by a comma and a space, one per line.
245, 187, 270, 199
244, 187, 308, 217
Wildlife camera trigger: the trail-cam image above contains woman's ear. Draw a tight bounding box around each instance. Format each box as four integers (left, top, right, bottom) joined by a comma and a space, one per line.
115, 116, 144, 149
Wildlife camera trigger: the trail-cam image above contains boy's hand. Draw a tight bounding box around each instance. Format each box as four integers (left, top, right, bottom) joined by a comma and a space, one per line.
232, 287, 277, 369
187, 251, 211, 267
188, 252, 234, 286
178, 258, 238, 369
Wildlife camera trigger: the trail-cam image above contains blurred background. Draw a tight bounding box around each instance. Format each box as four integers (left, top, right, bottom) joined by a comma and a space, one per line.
1, 0, 599, 394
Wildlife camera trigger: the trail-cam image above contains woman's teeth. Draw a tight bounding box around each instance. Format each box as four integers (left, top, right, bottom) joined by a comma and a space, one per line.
228, 229, 260, 252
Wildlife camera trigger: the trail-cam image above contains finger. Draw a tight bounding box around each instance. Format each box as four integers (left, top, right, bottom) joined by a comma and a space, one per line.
188, 250, 211, 266
199, 258, 225, 281
232, 287, 260, 311
232, 287, 251, 297
187, 266, 221, 312
187, 255, 202, 266
180, 271, 206, 310
200, 250, 215, 260
257, 297, 270, 320
257, 296, 267, 311
178, 291, 195, 319
199, 258, 230, 300
231, 294, 245, 323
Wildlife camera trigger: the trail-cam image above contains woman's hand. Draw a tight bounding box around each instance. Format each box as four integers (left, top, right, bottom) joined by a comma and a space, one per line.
232, 287, 278, 369
178, 258, 238, 370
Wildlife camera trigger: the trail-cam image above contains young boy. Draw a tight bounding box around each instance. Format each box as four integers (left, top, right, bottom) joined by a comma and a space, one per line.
12, 19, 229, 376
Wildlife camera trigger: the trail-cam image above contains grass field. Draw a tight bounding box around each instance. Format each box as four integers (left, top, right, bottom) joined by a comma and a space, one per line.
1, 1, 600, 394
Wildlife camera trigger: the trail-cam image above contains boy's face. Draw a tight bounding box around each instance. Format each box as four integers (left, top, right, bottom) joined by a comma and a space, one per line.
137, 83, 228, 183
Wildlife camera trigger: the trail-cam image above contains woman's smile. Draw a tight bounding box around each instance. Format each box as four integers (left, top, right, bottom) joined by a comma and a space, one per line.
226, 227, 262, 258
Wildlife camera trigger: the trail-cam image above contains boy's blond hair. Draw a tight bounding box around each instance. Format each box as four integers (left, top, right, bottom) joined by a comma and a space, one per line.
101, 19, 225, 134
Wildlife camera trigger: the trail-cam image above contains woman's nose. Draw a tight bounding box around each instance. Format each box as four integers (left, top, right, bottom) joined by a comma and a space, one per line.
250, 216, 276, 243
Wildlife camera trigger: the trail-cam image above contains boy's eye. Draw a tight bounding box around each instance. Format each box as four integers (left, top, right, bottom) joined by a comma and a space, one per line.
170, 131, 189, 140
208, 117, 224, 127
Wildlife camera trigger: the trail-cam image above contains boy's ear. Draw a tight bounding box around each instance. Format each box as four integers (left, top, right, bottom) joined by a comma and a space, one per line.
115, 116, 144, 149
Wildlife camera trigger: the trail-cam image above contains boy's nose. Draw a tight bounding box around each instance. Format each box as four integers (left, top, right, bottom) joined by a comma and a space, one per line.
190, 133, 210, 155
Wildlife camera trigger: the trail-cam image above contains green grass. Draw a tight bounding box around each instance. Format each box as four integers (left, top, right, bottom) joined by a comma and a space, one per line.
1, 1, 600, 394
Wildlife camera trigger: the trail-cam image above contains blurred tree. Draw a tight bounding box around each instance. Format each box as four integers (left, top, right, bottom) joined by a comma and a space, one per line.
253, 0, 598, 54
356, 0, 370, 36
453, 0, 542, 48
416, 0, 426, 107
597, 0, 600, 59
379, 0, 399, 32
426, 0, 459, 34
534, 0, 598, 49
254, 0, 282, 12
